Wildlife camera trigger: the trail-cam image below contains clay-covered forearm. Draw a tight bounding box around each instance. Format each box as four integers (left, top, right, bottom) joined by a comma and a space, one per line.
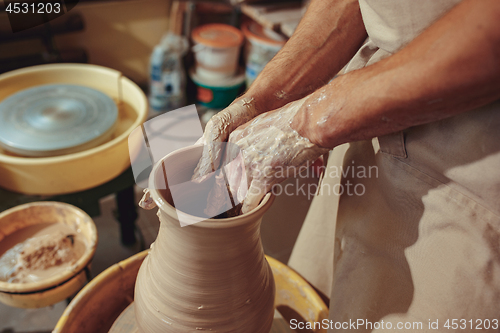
292, 0, 500, 149
242, 0, 367, 114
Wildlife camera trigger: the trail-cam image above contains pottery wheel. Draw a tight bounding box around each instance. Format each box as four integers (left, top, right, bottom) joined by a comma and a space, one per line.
109, 303, 294, 333
0, 84, 118, 157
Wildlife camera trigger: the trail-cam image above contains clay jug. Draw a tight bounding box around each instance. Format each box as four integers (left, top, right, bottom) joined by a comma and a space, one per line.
134, 145, 275, 333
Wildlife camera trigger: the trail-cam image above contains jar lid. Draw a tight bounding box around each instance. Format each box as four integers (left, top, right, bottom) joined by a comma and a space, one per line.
192, 24, 244, 48
242, 20, 287, 48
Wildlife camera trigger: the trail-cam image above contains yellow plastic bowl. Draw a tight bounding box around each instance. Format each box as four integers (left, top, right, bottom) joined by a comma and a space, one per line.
0, 202, 98, 308
0, 64, 148, 195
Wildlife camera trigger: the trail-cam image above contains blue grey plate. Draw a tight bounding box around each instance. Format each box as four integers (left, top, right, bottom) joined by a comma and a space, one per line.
0, 84, 118, 157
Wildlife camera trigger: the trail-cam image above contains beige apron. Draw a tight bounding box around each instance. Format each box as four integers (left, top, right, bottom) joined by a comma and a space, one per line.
288, 0, 500, 331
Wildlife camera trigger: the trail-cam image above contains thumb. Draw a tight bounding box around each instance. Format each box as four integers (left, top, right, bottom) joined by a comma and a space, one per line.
241, 182, 268, 214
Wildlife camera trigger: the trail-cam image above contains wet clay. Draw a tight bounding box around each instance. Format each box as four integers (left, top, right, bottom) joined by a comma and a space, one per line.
135, 145, 275, 333
0, 223, 86, 283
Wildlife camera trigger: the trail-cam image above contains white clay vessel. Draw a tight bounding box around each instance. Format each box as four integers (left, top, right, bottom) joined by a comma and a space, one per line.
134, 145, 275, 333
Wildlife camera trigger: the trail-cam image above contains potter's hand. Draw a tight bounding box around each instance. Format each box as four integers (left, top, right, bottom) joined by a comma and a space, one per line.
225, 98, 329, 214
193, 97, 260, 181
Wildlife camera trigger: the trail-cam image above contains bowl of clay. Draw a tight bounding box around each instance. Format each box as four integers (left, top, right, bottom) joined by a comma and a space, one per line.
0, 63, 148, 195
0, 202, 98, 308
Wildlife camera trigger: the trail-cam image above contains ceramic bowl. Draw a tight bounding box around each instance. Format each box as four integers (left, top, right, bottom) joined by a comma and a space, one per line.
0, 202, 98, 308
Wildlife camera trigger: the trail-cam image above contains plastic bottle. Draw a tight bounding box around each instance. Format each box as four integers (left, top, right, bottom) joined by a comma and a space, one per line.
148, 33, 189, 117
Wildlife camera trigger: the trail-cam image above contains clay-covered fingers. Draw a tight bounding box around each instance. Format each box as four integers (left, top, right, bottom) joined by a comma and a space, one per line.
225, 98, 330, 213
222, 148, 248, 206
192, 118, 224, 182
192, 97, 259, 181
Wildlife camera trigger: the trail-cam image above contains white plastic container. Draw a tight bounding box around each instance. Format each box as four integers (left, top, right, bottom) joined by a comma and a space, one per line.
149, 33, 189, 116
242, 21, 287, 87
191, 24, 244, 80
